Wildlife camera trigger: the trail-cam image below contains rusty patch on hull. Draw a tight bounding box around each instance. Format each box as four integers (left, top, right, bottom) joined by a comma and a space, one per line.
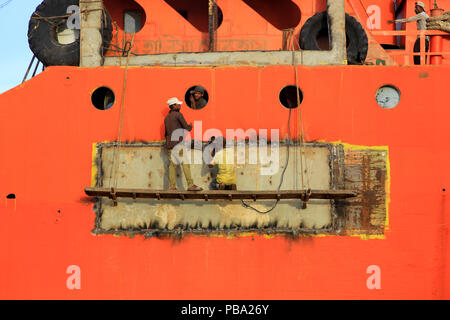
90, 141, 388, 238
332, 146, 389, 236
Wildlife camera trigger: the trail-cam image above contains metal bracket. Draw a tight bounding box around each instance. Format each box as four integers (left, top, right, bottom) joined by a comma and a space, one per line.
109, 188, 118, 207
302, 189, 312, 209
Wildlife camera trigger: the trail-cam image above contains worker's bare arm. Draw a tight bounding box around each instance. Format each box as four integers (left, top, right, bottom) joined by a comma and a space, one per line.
389, 14, 422, 24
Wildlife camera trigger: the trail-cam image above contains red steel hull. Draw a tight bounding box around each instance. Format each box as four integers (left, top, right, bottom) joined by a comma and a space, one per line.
0, 65, 449, 299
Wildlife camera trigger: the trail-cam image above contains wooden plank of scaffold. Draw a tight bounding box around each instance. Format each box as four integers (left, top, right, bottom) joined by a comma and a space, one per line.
84, 187, 358, 201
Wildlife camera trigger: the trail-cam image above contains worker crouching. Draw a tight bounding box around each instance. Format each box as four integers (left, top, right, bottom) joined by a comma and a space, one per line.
207, 138, 237, 190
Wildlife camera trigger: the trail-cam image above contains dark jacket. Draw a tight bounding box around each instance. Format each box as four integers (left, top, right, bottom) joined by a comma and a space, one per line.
164, 109, 192, 149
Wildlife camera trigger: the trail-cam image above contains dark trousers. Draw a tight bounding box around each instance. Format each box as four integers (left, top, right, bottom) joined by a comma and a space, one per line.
413, 38, 429, 65
210, 179, 236, 190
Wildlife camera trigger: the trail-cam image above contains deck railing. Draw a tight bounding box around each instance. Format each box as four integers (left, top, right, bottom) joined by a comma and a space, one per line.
371, 30, 449, 66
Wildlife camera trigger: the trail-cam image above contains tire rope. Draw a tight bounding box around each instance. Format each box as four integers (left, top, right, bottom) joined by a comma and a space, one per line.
31, 8, 105, 26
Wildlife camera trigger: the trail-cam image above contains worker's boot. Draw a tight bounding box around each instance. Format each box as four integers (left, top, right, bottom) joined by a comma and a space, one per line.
188, 185, 203, 191
230, 184, 237, 190
218, 183, 225, 190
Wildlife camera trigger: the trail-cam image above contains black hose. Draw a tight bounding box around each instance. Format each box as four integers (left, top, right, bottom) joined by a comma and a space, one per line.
240, 108, 292, 214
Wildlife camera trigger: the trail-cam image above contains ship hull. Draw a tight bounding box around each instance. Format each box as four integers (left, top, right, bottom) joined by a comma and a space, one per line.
0, 65, 449, 299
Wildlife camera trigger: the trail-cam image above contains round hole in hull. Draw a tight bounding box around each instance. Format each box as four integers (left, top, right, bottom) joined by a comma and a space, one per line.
91, 87, 116, 110
279, 85, 303, 109
185, 85, 209, 110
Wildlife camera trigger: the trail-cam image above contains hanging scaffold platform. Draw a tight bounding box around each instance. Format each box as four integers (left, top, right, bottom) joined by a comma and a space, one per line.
84, 187, 358, 207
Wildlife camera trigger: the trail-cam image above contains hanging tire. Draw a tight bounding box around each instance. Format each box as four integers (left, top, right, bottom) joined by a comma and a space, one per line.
28, 0, 113, 67
300, 12, 368, 65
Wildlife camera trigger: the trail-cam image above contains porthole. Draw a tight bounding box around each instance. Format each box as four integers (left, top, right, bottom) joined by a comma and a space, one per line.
185, 85, 209, 110
375, 85, 401, 109
279, 85, 303, 109
91, 87, 115, 110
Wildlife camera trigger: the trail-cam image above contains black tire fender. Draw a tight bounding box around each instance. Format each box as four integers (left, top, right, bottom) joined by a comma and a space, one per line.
300, 11, 368, 65
28, 0, 113, 66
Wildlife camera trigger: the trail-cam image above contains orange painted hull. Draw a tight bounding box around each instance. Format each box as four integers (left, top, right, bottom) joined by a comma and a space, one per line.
0, 65, 449, 299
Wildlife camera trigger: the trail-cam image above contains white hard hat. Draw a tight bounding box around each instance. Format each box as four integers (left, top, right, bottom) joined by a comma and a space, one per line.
415, 1, 425, 9
167, 97, 183, 106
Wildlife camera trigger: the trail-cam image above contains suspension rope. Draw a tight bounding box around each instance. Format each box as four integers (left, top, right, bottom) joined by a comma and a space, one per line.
109, 33, 135, 189
240, 29, 310, 214
292, 33, 304, 191
290, 29, 299, 192
22, 55, 36, 83
31, 59, 41, 78
240, 108, 293, 214
293, 34, 311, 191
288, 29, 311, 191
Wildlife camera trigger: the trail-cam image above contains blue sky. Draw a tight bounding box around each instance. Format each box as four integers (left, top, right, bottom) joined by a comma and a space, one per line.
0, 0, 44, 94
